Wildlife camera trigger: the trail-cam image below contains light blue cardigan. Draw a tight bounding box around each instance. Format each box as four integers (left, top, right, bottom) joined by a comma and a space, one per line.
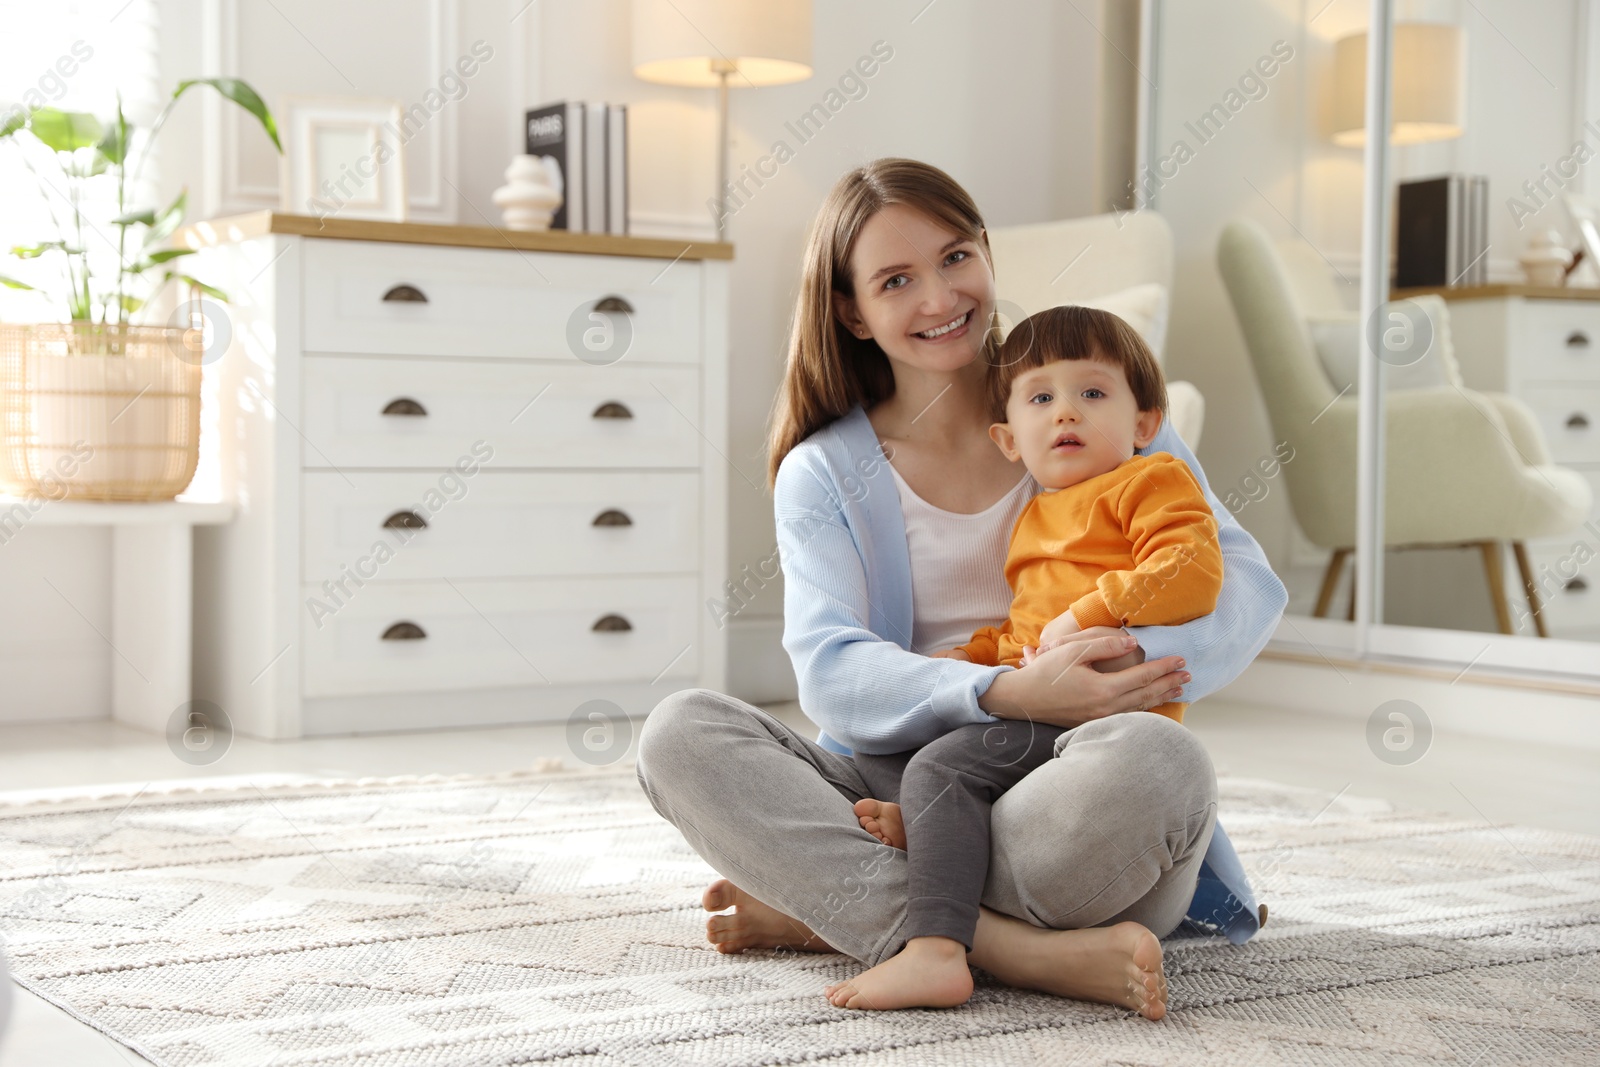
773, 404, 1288, 944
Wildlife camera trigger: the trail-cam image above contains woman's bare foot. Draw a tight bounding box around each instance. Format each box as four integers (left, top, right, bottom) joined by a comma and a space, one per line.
853, 798, 906, 850
967, 907, 1167, 1020
824, 935, 973, 1010
702, 878, 837, 955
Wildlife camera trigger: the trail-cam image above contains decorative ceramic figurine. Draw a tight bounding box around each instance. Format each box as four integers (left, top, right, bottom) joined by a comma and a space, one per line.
1520, 229, 1574, 287
491, 155, 563, 231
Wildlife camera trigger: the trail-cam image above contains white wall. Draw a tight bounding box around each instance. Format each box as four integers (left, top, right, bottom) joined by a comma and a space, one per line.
534, 0, 1120, 698
1, 0, 1131, 717
0, 528, 111, 723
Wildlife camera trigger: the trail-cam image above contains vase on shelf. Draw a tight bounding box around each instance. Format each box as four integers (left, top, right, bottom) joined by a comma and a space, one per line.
0, 323, 202, 502
1519, 229, 1573, 288
491, 155, 563, 231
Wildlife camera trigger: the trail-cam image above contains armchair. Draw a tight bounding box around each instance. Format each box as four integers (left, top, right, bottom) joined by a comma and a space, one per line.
1217, 218, 1592, 633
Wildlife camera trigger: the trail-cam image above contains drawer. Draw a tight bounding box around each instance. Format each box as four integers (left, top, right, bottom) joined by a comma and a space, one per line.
1519, 386, 1600, 466
301, 470, 700, 581
301, 239, 702, 363
1520, 301, 1600, 383
302, 575, 701, 697
300, 356, 701, 469
1522, 535, 1600, 632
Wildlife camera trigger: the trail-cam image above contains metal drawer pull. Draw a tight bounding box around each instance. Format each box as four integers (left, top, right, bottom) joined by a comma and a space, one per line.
1567, 412, 1590, 430
382, 510, 429, 530
382, 284, 428, 303
592, 614, 633, 632
592, 509, 633, 527
382, 621, 427, 640
1567, 577, 1589, 593
1566, 330, 1590, 348
592, 401, 633, 419
594, 295, 634, 314
381, 397, 427, 416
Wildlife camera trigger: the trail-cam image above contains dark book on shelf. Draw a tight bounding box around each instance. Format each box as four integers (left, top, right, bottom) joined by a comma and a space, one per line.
1395, 174, 1488, 289
524, 101, 583, 232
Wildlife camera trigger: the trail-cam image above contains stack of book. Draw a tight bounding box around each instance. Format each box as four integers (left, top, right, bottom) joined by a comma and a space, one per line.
524, 101, 628, 236
1395, 174, 1489, 289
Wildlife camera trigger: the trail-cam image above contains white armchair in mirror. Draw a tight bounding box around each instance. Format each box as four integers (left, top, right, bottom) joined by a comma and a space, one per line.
1219, 219, 1595, 640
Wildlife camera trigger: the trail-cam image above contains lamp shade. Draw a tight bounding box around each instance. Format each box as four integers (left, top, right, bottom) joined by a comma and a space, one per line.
1332, 22, 1465, 146
631, 0, 812, 87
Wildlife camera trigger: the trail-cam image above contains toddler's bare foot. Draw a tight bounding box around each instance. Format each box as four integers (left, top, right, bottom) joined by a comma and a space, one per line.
853, 797, 906, 850
971, 911, 1167, 1020
702, 878, 836, 955
824, 935, 973, 1010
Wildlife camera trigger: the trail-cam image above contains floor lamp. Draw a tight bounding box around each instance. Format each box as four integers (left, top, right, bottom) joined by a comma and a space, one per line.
1331, 21, 1465, 147
631, 0, 813, 241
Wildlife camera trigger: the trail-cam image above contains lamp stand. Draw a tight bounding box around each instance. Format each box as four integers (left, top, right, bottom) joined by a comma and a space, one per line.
713, 59, 735, 242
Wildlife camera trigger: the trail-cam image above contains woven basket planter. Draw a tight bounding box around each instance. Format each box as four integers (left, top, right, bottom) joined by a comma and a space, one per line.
0, 323, 202, 501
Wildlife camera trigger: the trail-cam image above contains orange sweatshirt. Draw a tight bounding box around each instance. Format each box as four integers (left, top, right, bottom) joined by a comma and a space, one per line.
956, 452, 1223, 722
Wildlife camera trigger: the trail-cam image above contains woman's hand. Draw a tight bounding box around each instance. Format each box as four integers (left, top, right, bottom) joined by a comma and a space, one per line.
929, 648, 971, 661
981, 628, 1188, 730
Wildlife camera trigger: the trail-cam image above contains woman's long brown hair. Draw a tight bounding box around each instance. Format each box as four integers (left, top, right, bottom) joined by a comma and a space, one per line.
764, 158, 999, 487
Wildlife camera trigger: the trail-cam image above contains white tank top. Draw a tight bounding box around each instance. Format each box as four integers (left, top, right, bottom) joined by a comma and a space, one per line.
888, 463, 1037, 655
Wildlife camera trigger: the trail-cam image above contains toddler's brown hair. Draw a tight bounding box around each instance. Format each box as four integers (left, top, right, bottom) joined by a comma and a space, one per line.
987, 305, 1168, 424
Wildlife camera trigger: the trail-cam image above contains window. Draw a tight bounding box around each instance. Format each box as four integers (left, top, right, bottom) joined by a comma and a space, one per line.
0, 0, 162, 322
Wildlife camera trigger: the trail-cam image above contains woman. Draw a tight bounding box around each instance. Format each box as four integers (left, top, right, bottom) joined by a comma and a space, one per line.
635, 158, 1287, 1019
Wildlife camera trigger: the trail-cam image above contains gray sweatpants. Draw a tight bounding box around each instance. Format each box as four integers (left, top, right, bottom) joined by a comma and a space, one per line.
851, 718, 1071, 957
634, 689, 1219, 968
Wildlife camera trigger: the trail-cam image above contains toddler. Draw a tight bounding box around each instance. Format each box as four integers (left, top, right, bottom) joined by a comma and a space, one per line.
825, 305, 1224, 1012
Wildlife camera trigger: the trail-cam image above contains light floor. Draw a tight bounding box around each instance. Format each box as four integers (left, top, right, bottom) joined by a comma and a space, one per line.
1, 698, 1595, 1065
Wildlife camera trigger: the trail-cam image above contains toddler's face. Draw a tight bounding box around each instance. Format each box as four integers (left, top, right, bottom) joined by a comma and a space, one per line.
989, 356, 1162, 490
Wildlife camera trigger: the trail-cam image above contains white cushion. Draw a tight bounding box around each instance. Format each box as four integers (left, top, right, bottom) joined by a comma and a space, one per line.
1167, 380, 1204, 451
996, 282, 1172, 361
1079, 282, 1171, 362
1307, 293, 1464, 392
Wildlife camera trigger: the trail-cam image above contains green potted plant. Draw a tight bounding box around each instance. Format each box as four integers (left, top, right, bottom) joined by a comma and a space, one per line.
0, 79, 280, 501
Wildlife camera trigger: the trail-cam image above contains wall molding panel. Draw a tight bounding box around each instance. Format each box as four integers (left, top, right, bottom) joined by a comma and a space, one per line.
201, 0, 461, 222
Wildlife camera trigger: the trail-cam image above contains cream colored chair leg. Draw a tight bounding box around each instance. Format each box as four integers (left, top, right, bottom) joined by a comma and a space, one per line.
1511, 540, 1548, 638
1479, 541, 1514, 635
1313, 547, 1350, 619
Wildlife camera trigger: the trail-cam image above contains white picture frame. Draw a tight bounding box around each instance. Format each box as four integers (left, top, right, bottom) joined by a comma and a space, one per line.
279, 96, 408, 222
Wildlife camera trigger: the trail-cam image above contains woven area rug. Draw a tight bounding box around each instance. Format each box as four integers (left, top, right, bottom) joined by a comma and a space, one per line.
0, 766, 1595, 1066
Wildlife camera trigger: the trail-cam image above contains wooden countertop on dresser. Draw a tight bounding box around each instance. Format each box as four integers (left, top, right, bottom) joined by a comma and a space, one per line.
175, 211, 734, 261
1391, 282, 1600, 302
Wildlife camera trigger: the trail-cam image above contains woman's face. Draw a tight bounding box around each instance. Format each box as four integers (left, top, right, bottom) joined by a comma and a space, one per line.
833, 203, 995, 376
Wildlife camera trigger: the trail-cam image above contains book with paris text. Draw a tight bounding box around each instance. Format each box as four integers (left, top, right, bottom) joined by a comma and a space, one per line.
524, 101, 583, 231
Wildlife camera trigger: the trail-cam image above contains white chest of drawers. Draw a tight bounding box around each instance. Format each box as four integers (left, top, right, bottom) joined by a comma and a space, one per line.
183, 214, 730, 738
1442, 288, 1600, 639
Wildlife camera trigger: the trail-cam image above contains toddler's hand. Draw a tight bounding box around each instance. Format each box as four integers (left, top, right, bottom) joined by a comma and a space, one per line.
1029, 626, 1142, 672
1037, 610, 1082, 648
929, 648, 970, 661
1090, 648, 1143, 674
